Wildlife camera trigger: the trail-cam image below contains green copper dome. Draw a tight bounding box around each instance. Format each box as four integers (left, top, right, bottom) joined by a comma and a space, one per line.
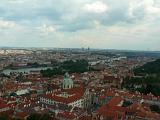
62, 73, 73, 89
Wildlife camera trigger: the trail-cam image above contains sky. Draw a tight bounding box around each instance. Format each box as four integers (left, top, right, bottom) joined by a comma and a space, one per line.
0, 0, 160, 51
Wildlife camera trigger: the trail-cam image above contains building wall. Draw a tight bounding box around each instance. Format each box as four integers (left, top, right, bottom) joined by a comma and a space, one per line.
0, 107, 10, 112
40, 89, 92, 109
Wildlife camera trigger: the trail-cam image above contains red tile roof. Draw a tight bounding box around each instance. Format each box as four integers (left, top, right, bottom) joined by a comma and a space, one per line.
57, 111, 76, 119
0, 103, 9, 109
107, 97, 123, 106
97, 97, 126, 119
42, 86, 85, 104
103, 75, 120, 82
15, 112, 29, 118
79, 116, 92, 120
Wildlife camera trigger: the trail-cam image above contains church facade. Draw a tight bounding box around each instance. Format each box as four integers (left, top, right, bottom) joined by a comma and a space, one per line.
40, 73, 91, 109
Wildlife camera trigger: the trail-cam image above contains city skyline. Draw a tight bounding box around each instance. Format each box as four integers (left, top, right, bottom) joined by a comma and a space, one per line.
0, 0, 160, 51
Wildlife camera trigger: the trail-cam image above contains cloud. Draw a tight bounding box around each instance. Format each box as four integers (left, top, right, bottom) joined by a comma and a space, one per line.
0, 0, 159, 50
38, 24, 56, 34
9, 0, 27, 4
84, 1, 108, 13
0, 19, 16, 29
129, 0, 160, 19
141, 0, 160, 15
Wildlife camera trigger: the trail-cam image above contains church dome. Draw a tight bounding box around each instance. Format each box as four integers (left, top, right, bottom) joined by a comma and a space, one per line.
62, 73, 74, 89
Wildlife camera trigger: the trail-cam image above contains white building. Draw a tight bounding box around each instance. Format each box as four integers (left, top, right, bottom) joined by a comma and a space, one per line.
40, 73, 91, 109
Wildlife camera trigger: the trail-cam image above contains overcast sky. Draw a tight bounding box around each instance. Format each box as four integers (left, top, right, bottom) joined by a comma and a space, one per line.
0, 0, 160, 50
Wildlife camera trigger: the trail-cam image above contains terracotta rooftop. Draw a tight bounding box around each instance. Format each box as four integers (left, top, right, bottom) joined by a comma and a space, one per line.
57, 111, 76, 119
15, 112, 29, 118
42, 85, 85, 104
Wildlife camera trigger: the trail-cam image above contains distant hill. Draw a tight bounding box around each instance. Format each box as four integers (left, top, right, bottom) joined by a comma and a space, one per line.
123, 59, 160, 96
134, 59, 160, 75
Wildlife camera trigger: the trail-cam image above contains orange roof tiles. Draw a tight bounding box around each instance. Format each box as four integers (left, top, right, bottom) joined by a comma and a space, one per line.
0, 103, 9, 109
97, 97, 127, 119
57, 111, 76, 119
15, 112, 29, 118
79, 116, 92, 120
42, 85, 85, 104
107, 97, 123, 106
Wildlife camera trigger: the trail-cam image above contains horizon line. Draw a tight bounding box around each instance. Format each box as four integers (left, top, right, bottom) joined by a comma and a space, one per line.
0, 46, 160, 52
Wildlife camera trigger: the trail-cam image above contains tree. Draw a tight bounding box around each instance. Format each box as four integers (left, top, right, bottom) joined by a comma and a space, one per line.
0, 113, 9, 120
122, 59, 160, 96
150, 105, 160, 113
27, 113, 50, 120
41, 59, 89, 77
